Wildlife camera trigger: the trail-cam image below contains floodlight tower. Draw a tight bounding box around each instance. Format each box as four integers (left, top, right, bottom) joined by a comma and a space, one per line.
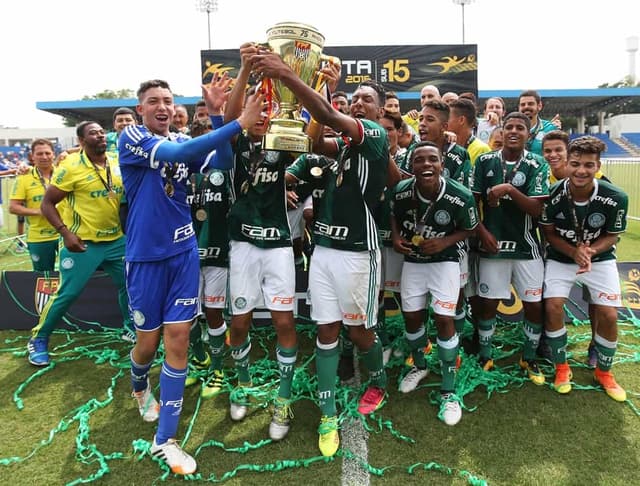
452, 0, 474, 44
196, 0, 219, 50
627, 36, 639, 85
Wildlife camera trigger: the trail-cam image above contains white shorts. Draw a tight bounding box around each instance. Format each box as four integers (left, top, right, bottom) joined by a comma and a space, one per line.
401, 261, 460, 316
229, 241, 295, 314
309, 245, 381, 327
199, 266, 228, 309
478, 258, 544, 302
464, 251, 480, 298
382, 246, 403, 292
287, 204, 305, 240
544, 259, 622, 307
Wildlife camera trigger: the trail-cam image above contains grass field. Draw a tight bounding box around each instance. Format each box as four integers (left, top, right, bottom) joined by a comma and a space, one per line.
0, 317, 639, 486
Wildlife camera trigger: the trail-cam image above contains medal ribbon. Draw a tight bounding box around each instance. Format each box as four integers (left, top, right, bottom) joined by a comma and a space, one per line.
81, 153, 113, 194
499, 150, 525, 184
34, 167, 51, 191
564, 179, 592, 244
412, 178, 442, 239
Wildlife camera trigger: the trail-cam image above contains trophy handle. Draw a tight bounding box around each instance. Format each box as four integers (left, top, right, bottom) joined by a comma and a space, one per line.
313, 55, 341, 94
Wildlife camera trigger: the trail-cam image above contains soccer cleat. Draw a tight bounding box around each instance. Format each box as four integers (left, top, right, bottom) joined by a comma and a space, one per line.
201, 369, 225, 399
553, 363, 573, 394
587, 343, 598, 369
121, 329, 137, 344
318, 415, 340, 457
357, 386, 386, 415
229, 382, 251, 421
519, 358, 546, 385
478, 356, 494, 371
404, 341, 433, 367
269, 398, 293, 441
27, 337, 50, 366
594, 368, 627, 402
398, 366, 429, 393
151, 436, 197, 475
338, 354, 355, 382
185, 354, 211, 387
438, 393, 462, 426
132, 380, 160, 422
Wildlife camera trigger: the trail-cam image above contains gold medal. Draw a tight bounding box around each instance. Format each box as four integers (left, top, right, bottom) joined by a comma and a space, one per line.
195, 208, 207, 221
165, 182, 175, 197
336, 172, 343, 187
411, 235, 424, 246
108, 189, 117, 200
310, 166, 323, 178
241, 180, 250, 195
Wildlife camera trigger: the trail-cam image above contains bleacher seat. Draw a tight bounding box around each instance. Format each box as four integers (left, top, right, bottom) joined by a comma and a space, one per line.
622, 132, 640, 148
569, 133, 630, 157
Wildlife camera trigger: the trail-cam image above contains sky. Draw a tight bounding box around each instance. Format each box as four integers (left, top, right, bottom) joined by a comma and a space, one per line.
2, 0, 639, 128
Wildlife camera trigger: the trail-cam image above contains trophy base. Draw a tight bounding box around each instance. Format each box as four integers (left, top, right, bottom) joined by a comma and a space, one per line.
263, 118, 311, 153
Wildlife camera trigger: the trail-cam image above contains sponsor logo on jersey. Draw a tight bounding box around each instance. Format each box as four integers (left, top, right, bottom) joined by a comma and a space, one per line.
363, 128, 382, 138
125, 143, 149, 159
209, 171, 224, 186
498, 240, 517, 252
315, 221, 349, 240
312, 188, 325, 199
615, 209, 625, 230
199, 247, 222, 259
443, 193, 465, 207
588, 212, 606, 228
511, 171, 526, 187
434, 210, 451, 225
160, 162, 189, 183
468, 207, 477, 226
34, 276, 59, 315
174, 297, 198, 306
174, 222, 195, 243
594, 195, 618, 207
253, 167, 279, 185
241, 224, 281, 240
378, 229, 392, 240
395, 189, 412, 200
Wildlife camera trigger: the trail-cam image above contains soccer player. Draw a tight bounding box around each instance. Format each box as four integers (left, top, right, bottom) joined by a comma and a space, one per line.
391, 141, 478, 425
253, 48, 400, 457
27, 123, 134, 364
106, 107, 137, 154
118, 76, 263, 475
222, 44, 299, 443
518, 90, 559, 156
9, 139, 59, 271
448, 98, 491, 167
541, 136, 627, 401
472, 112, 549, 383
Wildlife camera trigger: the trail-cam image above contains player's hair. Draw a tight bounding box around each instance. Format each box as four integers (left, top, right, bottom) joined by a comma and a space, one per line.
137, 79, 171, 99
503, 111, 531, 130
518, 89, 541, 104
542, 130, 569, 148
112, 107, 136, 123
450, 98, 477, 126
174, 104, 189, 115
382, 110, 403, 130
410, 141, 441, 162
195, 99, 206, 109
385, 91, 399, 101
30, 138, 54, 152
485, 96, 505, 112
331, 90, 348, 100
458, 92, 477, 105
568, 136, 606, 159
358, 80, 386, 107
76, 120, 101, 138
423, 100, 450, 123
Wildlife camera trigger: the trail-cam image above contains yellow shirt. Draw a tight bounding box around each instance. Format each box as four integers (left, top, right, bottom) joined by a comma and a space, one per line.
10, 167, 58, 242
51, 152, 124, 242
468, 137, 492, 167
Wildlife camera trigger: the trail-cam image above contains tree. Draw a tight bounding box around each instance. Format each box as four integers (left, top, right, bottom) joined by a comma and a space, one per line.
62, 89, 136, 127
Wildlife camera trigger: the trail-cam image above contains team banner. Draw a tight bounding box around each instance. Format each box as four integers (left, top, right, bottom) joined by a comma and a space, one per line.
201, 44, 478, 95
1, 264, 639, 331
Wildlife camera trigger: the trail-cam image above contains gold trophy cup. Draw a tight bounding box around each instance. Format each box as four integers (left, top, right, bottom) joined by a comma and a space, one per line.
261, 22, 334, 153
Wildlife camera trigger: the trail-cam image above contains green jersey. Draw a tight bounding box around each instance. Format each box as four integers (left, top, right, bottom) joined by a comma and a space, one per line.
527, 118, 557, 156
399, 142, 471, 187
390, 176, 478, 264
472, 149, 549, 259
187, 170, 231, 268
287, 119, 389, 252
540, 178, 627, 263
228, 133, 293, 248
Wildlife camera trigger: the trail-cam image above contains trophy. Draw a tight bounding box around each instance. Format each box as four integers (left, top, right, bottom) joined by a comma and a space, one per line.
260, 22, 336, 153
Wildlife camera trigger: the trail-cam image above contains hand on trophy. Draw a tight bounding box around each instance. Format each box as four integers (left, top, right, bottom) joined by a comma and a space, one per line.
201, 72, 234, 115
237, 91, 267, 130
318, 59, 341, 93
252, 50, 289, 80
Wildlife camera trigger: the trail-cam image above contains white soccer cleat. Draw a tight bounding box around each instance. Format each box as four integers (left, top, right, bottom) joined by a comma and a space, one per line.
230, 402, 248, 421
399, 366, 429, 393
151, 437, 197, 475
439, 393, 462, 426
132, 381, 159, 422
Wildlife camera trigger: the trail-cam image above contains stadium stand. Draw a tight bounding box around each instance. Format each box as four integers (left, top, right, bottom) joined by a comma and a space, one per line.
570, 133, 631, 157
622, 132, 640, 149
